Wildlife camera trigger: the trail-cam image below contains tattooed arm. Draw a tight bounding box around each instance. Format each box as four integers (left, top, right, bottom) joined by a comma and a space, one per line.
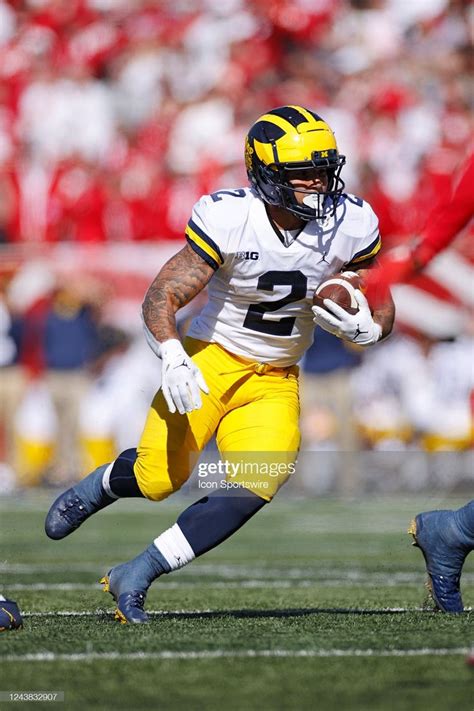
142, 243, 215, 342
356, 267, 395, 340
371, 292, 395, 340
141, 244, 214, 414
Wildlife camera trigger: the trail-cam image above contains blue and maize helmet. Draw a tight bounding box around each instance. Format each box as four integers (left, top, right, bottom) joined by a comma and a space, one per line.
245, 105, 346, 221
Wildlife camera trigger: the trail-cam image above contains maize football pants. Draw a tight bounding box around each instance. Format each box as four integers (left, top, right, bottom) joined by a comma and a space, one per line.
134, 338, 300, 502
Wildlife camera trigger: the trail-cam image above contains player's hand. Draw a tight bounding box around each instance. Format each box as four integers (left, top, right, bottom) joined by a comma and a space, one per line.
159, 339, 209, 415
312, 289, 382, 346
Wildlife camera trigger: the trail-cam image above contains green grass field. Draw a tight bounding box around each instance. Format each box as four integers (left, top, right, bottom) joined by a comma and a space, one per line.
1, 493, 473, 710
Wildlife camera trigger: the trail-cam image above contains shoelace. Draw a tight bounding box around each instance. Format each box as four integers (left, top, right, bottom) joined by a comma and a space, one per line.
125, 592, 145, 610
60, 496, 87, 524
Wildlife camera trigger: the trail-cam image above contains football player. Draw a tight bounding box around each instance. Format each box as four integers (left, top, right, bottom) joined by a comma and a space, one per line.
363, 152, 474, 613
364, 152, 474, 612
366, 153, 474, 612
408, 503, 473, 613
45, 106, 395, 623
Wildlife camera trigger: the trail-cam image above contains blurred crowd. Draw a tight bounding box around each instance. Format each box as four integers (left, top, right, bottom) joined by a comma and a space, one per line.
0, 0, 472, 492
0, 0, 471, 245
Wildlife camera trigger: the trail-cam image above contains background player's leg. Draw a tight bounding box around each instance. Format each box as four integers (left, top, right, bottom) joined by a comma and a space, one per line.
454, 499, 474, 538
409, 499, 474, 612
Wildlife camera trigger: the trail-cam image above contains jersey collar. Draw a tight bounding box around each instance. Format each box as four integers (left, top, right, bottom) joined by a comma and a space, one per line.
251, 198, 306, 249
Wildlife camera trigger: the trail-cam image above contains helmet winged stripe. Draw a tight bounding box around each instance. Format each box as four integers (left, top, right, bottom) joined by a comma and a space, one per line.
255, 113, 297, 137
286, 105, 324, 128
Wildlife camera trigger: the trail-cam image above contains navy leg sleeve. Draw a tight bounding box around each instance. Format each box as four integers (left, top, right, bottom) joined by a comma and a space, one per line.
177, 488, 267, 557
109, 448, 144, 498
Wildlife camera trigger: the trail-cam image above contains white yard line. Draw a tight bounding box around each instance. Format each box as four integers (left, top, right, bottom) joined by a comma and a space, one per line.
8, 584, 99, 591
1, 563, 473, 584
22, 607, 425, 617
2, 648, 470, 662
2, 579, 434, 591
0, 563, 425, 580
0, 564, 107, 573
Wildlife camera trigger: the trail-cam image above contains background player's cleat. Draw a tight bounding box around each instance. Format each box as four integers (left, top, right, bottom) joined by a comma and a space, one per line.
45, 464, 114, 540
0, 597, 23, 631
101, 568, 149, 624
408, 510, 470, 613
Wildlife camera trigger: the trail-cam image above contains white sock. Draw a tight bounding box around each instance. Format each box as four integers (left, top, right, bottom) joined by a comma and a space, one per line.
154, 524, 195, 571
101, 462, 119, 500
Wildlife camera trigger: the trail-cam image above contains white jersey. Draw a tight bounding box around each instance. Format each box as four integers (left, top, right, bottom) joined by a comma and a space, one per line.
186, 188, 381, 367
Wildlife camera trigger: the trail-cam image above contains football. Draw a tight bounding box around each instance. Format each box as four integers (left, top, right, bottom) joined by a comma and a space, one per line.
313, 271, 363, 315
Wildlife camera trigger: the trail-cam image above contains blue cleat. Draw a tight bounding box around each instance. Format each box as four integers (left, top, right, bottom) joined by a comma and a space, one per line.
100, 543, 171, 623
45, 464, 116, 540
100, 565, 149, 625
408, 510, 470, 613
0, 597, 23, 631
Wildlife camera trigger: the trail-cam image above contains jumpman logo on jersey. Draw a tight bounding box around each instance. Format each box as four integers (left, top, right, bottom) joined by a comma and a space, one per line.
318, 250, 330, 264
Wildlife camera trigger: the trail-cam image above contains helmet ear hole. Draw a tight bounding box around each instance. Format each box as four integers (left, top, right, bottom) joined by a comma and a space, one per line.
246, 162, 281, 206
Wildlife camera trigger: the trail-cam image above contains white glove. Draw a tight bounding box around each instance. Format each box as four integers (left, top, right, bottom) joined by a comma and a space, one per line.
312, 289, 382, 346
159, 339, 209, 415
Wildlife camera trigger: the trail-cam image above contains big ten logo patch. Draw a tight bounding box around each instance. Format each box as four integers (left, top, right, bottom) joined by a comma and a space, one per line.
236, 251, 259, 260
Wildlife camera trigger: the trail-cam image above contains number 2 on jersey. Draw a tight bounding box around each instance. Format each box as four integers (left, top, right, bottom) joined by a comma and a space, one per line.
210, 189, 247, 202
243, 271, 307, 336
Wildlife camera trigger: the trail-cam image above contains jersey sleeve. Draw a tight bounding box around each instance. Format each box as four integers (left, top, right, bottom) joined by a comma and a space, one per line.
184, 196, 226, 271
345, 200, 382, 268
